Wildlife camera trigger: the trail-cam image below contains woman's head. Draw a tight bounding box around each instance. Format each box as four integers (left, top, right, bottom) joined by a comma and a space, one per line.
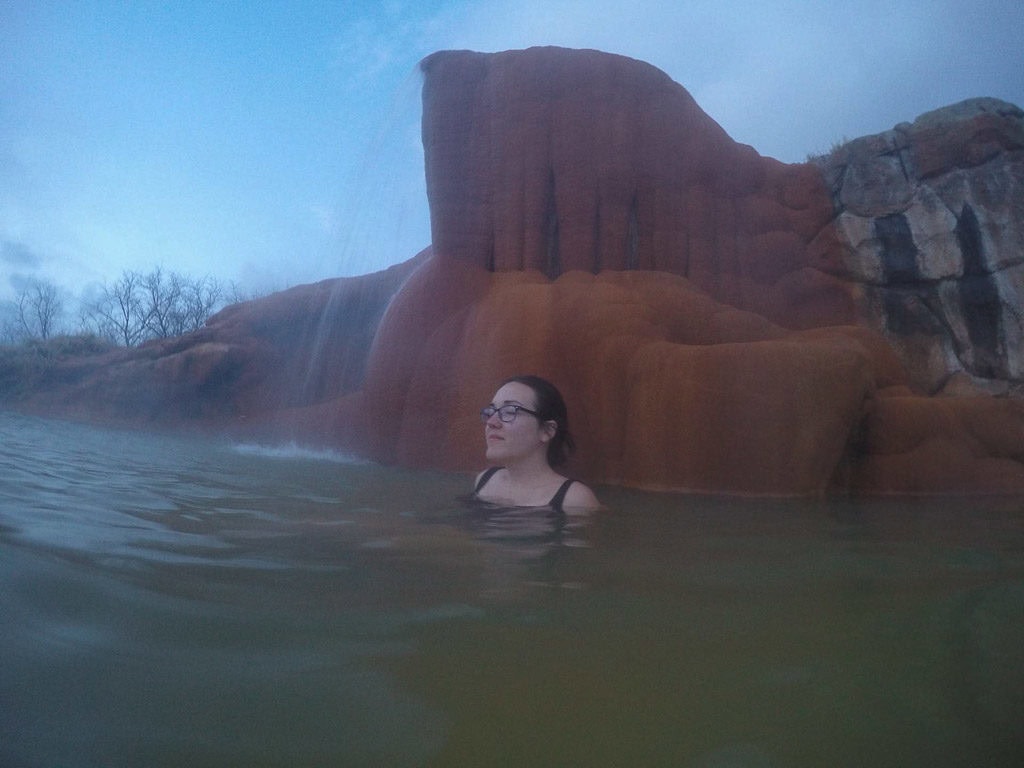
498, 374, 575, 467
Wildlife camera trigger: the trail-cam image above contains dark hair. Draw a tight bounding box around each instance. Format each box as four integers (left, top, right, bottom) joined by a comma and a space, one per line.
503, 374, 576, 467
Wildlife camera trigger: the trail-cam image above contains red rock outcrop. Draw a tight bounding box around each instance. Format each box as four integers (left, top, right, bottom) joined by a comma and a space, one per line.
350, 47, 1024, 495
421, 47, 854, 332
358, 254, 910, 494
5, 47, 1023, 496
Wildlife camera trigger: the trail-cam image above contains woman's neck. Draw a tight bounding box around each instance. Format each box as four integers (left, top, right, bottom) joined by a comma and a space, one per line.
502, 453, 559, 484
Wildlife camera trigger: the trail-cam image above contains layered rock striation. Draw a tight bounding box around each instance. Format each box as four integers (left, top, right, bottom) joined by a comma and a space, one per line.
5, 47, 1023, 496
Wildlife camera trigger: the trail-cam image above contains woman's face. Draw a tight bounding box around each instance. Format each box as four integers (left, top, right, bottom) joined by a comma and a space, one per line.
483, 381, 554, 465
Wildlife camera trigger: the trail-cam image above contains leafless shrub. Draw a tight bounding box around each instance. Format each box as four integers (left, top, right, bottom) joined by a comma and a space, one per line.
80, 267, 227, 346
12, 279, 64, 341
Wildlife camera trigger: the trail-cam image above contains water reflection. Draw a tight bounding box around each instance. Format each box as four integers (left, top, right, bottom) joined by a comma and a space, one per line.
459, 493, 589, 544
2, 413, 1023, 767
438, 496, 596, 599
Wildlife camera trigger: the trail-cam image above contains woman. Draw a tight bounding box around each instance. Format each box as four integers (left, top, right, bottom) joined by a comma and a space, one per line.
474, 375, 600, 511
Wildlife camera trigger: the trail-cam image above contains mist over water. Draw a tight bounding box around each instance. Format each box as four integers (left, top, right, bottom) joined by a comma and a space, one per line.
2, 412, 1023, 767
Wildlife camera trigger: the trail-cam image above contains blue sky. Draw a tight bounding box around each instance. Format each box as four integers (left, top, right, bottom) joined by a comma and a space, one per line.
2, 0, 1023, 309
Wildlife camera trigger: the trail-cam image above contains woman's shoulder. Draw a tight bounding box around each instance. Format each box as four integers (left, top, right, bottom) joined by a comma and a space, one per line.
474, 466, 504, 493
562, 479, 601, 511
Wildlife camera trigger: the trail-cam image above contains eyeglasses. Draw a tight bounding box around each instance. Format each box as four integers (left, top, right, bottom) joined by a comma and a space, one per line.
480, 404, 541, 423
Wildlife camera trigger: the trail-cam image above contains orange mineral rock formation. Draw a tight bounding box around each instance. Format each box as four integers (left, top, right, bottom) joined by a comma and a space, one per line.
7, 47, 1023, 496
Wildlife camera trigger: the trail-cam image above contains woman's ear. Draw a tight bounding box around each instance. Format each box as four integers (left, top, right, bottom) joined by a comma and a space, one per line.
540, 420, 557, 442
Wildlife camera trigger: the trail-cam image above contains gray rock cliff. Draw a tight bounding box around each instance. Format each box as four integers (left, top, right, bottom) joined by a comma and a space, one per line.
813, 97, 1024, 396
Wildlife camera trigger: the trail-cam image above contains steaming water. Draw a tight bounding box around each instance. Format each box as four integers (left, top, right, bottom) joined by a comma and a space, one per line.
2, 412, 1023, 767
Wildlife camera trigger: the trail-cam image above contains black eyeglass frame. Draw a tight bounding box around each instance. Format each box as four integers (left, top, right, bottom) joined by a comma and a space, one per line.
480, 404, 542, 423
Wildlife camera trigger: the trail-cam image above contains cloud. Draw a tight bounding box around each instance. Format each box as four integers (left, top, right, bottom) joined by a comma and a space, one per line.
329, 4, 443, 89
1, 239, 41, 269
7, 272, 36, 294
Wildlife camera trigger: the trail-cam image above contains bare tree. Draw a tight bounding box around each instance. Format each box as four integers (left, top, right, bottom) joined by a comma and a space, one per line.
81, 270, 148, 346
142, 268, 224, 339
224, 280, 270, 305
80, 267, 227, 346
14, 279, 63, 340
0, 302, 19, 344
180, 274, 223, 332
143, 266, 184, 339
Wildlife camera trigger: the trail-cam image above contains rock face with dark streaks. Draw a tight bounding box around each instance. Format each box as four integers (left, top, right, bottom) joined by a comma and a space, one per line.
5, 48, 1023, 496
813, 97, 1024, 397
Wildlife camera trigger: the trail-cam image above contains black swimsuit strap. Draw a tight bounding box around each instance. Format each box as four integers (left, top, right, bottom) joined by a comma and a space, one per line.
473, 466, 502, 494
548, 479, 575, 513
475, 467, 574, 512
